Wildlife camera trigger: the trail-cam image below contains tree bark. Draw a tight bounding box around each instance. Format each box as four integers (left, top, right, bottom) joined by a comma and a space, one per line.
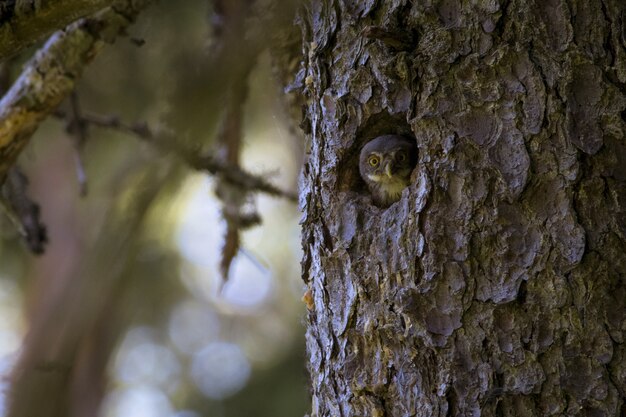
300, 1, 626, 416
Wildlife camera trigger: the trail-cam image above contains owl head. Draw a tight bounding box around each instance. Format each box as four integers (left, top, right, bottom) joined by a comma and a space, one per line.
359, 135, 417, 207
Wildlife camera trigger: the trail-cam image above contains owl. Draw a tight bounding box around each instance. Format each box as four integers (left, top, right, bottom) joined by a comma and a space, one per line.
359, 135, 417, 207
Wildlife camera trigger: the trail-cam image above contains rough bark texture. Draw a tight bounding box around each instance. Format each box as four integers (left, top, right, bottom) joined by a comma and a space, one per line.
300, 1, 626, 416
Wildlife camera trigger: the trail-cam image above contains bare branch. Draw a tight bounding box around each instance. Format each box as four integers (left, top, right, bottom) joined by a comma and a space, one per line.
53, 110, 299, 201
212, 0, 260, 282
0, 59, 47, 254
0, 166, 47, 254
0, 0, 153, 182
193, 151, 298, 201
0, 0, 113, 62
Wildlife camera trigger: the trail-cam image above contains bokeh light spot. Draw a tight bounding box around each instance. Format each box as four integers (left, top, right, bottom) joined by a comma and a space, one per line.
168, 300, 220, 354
190, 342, 251, 399
114, 327, 180, 391
102, 385, 173, 417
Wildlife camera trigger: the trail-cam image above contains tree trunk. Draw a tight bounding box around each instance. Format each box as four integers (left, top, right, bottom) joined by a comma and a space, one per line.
300, 1, 626, 416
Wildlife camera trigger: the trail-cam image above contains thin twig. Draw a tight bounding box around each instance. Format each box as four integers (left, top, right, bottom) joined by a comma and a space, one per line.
52, 110, 298, 201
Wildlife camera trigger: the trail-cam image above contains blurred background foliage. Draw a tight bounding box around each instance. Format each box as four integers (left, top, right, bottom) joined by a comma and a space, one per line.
0, 0, 307, 416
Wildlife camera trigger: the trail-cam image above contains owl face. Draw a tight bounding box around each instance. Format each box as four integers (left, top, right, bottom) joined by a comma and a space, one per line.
359, 135, 417, 207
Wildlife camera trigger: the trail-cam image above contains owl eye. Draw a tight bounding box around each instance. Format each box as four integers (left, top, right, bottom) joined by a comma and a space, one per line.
368, 155, 380, 167
396, 152, 407, 162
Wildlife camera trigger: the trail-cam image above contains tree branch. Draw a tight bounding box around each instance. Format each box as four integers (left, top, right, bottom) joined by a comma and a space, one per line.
0, 0, 112, 62
52, 110, 299, 201
0, 166, 47, 254
0, 0, 152, 182
8, 159, 170, 417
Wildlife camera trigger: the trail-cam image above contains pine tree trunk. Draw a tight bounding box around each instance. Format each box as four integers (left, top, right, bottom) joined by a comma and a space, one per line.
299, 1, 626, 416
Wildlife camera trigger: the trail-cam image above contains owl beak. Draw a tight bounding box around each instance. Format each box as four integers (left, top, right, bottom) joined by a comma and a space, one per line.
384, 162, 393, 178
